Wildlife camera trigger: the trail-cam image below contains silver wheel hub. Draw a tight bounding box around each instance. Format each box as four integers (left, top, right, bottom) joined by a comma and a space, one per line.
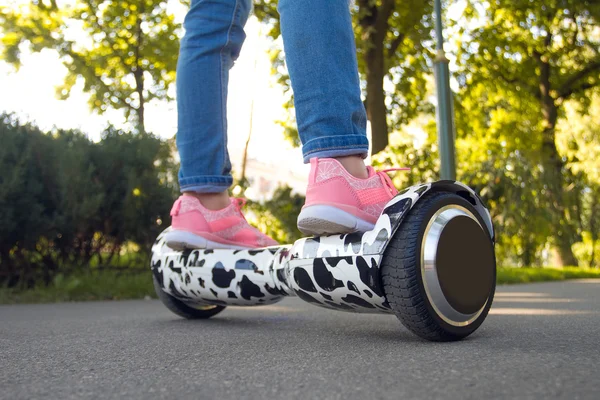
421, 205, 495, 327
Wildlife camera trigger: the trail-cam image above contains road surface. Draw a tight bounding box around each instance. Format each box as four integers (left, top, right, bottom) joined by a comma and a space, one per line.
1, 280, 599, 399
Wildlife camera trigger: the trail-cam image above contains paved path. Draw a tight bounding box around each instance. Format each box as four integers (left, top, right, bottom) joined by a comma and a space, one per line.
1, 280, 599, 400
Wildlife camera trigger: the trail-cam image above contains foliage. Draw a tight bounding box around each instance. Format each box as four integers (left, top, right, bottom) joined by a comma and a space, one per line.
454, 0, 600, 266
0, 0, 181, 131
557, 95, 600, 183
372, 117, 440, 187
556, 96, 600, 268
246, 185, 305, 244
0, 114, 177, 288
451, 78, 553, 266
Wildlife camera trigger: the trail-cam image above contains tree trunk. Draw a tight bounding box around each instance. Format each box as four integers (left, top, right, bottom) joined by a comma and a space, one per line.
542, 118, 578, 266
239, 96, 254, 188
590, 201, 598, 268
239, 55, 258, 187
555, 235, 578, 266
134, 4, 145, 133
358, 1, 393, 155
135, 71, 145, 133
538, 56, 579, 266
521, 236, 535, 267
366, 46, 389, 154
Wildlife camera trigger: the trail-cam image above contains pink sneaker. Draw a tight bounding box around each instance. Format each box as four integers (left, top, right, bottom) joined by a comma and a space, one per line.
297, 158, 407, 235
164, 196, 279, 250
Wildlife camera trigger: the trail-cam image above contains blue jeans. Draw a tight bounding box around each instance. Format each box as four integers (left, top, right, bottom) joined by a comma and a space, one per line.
177, 0, 368, 193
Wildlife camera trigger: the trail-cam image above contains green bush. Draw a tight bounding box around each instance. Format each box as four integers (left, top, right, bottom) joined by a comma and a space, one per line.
0, 114, 177, 288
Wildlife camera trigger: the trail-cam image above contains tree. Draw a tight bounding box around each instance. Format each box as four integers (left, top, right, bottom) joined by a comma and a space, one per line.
354, 0, 434, 153
254, 0, 434, 154
457, 0, 600, 266
0, 0, 181, 132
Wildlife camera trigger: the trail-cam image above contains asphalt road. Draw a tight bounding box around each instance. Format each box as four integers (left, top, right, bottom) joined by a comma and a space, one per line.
1, 280, 599, 400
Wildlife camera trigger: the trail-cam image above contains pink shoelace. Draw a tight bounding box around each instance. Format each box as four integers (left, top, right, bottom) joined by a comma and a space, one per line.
375, 167, 411, 196
232, 198, 248, 220
233, 197, 247, 209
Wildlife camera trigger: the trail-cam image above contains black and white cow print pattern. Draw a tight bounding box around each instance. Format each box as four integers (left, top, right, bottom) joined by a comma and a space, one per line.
151, 181, 494, 313
283, 254, 391, 312
151, 234, 293, 307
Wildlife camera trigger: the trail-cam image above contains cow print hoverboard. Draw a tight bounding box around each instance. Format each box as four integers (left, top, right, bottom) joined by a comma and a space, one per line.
151, 181, 496, 341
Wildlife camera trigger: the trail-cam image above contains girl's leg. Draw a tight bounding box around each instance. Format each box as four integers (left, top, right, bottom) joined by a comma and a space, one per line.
176, 0, 251, 194
167, 0, 278, 249
279, 0, 401, 235
278, 0, 369, 163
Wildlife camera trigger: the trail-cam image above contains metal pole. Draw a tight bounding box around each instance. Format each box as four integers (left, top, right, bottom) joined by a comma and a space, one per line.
433, 0, 456, 180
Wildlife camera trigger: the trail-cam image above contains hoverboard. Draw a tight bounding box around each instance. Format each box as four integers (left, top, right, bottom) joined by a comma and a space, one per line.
151, 181, 495, 341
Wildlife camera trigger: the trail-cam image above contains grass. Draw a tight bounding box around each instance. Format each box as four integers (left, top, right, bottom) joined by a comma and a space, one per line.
0, 270, 156, 304
1, 266, 599, 305
496, 266, 600, 284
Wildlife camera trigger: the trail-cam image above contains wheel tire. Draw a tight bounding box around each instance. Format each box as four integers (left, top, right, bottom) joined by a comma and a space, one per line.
153, 276, 226, 319
381, 191, 496, 341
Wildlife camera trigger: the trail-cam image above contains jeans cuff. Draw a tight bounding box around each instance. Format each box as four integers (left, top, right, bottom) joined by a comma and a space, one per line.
302, 135, 369, 163
179, 175, 232, 193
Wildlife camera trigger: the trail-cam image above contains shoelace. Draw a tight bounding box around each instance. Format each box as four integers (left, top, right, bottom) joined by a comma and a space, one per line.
232, 197, 252, 223
376, 167, 411, 196
233, 197, 247, 209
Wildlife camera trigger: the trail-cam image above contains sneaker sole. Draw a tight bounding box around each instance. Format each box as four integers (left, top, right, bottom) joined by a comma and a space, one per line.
164, 230, 251, 251
297, 205, 375, 236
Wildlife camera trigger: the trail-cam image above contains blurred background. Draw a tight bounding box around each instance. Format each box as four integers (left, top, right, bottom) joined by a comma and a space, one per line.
1, 0, 599, 302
